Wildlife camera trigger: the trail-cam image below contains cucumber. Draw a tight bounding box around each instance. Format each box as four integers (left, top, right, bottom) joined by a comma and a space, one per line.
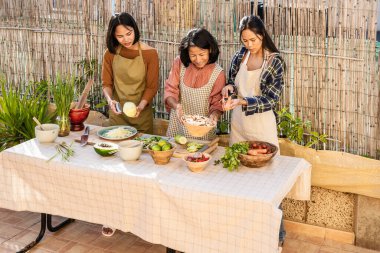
174, 134, 187, 145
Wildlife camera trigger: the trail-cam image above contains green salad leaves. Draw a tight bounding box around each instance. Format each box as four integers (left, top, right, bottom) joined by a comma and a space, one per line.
214, 142, 249, 171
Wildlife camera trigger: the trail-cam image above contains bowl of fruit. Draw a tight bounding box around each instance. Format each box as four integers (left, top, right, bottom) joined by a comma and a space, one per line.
238, 141, 278, 168
147, 139, 176, 165
183, 152, 211, 173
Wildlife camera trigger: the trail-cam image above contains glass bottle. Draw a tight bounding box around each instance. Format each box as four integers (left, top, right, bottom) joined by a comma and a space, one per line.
56, 115, 70, 137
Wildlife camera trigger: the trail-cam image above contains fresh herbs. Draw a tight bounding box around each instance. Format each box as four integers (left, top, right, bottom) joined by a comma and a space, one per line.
48, 141, 75, 162
214, 142, 249, 171
50, 74, 75, 118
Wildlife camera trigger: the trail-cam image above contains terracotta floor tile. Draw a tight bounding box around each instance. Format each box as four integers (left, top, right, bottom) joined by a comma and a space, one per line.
0, 237, 6, 244
0, 222, 24, 239
30, 248, 55, 253
106, 233, 139, 251
34, 236, 70, 252
0, 246, 17, 253
0, 209, 379, 253
57, 241, 95, 253
145, 244, 167, 253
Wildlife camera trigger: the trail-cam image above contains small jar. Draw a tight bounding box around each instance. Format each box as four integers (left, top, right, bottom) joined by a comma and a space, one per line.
56, 115, 70, 137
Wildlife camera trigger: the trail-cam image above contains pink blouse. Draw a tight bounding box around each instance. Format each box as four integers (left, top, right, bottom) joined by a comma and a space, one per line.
164, 57, 225, 115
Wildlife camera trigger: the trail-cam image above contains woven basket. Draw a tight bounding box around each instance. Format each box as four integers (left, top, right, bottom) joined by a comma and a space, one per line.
183, 121, 215, 137
148, 142, 176, 165
238, 141, 278, 168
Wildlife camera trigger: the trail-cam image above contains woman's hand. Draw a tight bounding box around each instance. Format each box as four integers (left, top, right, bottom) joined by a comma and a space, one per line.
222, 97, 241, 111
108, 100, 122, 114
133, 100, 148, 118
221, 85, 235, 98
175, 104, 184, 123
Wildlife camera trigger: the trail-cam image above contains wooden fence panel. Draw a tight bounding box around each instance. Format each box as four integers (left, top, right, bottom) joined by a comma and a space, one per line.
0, 0, 378, 158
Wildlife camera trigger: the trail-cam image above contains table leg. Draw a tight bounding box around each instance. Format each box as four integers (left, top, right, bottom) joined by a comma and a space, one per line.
16, 213, 47, 253
16, 213, 74, 253
46, 214, 74, 232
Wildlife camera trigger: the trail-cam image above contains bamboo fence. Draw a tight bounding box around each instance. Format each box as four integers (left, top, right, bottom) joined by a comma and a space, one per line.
0, 0, 379, 158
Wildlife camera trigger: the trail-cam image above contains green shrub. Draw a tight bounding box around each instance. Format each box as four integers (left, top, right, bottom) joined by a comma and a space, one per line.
0, 77, 55, 151
277, 107, 327, 149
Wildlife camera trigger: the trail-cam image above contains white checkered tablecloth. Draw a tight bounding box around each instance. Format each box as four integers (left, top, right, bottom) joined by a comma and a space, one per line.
0, 128, 311, 253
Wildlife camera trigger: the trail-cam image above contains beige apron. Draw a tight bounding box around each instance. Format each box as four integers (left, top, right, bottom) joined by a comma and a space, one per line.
230, 51, 279, 148
109, 43, 153, 134
166, 64, 223, 141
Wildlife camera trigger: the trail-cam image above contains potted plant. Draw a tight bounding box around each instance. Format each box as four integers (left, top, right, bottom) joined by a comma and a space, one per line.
50, 74, 75, 137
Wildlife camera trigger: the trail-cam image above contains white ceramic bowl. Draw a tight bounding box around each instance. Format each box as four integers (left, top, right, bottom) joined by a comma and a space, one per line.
119, 140, 143, 161
35, 124, 59, 143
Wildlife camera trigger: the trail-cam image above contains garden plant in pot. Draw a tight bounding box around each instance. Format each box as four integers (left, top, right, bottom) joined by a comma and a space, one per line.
51, 75, 75, 137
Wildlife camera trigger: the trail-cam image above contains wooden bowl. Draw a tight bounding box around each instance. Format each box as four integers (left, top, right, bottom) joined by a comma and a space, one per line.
148, 142, 176, 165
183, 121, 215, 137
238, 141, 278, 168
183, 153, 211, 173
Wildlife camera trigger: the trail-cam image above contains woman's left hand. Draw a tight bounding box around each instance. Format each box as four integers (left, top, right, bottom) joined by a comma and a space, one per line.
132, 100, 148, 118
222, 97, 241, 111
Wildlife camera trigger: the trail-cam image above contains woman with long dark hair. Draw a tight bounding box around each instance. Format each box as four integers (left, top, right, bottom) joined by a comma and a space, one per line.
102, 12, 159, 134
222, 15, 286, 249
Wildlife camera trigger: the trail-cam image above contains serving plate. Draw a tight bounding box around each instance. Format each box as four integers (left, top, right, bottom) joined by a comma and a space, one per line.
97, 125, 137, 141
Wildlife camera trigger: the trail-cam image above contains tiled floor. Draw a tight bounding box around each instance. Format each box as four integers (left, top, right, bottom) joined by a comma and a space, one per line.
0, 208, 379, 253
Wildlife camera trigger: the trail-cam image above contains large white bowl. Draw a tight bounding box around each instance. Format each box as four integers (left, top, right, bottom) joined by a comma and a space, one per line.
35, 124, 59, 143
119, 140, 143, 161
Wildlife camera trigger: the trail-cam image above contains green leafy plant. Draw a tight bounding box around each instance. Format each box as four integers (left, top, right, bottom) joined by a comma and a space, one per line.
214, 142, 249, 171
277, 107, 327, 149
0, 77, 54, 151
51, 74, 75, 117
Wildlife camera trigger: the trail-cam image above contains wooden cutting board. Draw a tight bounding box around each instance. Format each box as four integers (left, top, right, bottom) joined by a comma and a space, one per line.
172, 137, 219, 158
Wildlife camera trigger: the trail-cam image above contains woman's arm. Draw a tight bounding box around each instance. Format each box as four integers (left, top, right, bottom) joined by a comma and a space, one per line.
101, 50, 121, 114
136, 50, 159, 116
164, 57, 182, 112
208, 71, 226, 123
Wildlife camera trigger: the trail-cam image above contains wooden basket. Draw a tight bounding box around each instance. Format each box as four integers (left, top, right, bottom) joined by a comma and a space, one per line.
183, 121, 215, 137
148, 142, 176, 165
182, 153, 212, 173
238, 141, 278, 168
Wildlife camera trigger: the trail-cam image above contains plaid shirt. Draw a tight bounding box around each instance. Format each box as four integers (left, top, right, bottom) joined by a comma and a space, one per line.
227, 47, 285, 116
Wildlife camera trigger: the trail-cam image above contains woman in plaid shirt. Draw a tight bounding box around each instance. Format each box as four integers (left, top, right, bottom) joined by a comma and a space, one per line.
222, 15, 285, 147
222, 15, 286, 249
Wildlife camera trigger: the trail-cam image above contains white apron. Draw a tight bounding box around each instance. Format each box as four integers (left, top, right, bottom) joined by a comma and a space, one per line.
230, 51, 279, 149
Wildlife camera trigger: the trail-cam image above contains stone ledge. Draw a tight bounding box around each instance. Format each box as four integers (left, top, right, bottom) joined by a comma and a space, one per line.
285, 220, 355, 245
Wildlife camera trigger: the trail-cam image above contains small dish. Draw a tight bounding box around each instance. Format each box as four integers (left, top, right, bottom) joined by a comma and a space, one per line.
119, 140, 143, 161
183, 153, 211, 173
97, 125, 137, 141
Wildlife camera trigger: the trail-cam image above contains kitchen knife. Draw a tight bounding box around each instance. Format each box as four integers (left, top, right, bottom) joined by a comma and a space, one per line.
80, 126, 90, 146
197, 137, 220, 153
